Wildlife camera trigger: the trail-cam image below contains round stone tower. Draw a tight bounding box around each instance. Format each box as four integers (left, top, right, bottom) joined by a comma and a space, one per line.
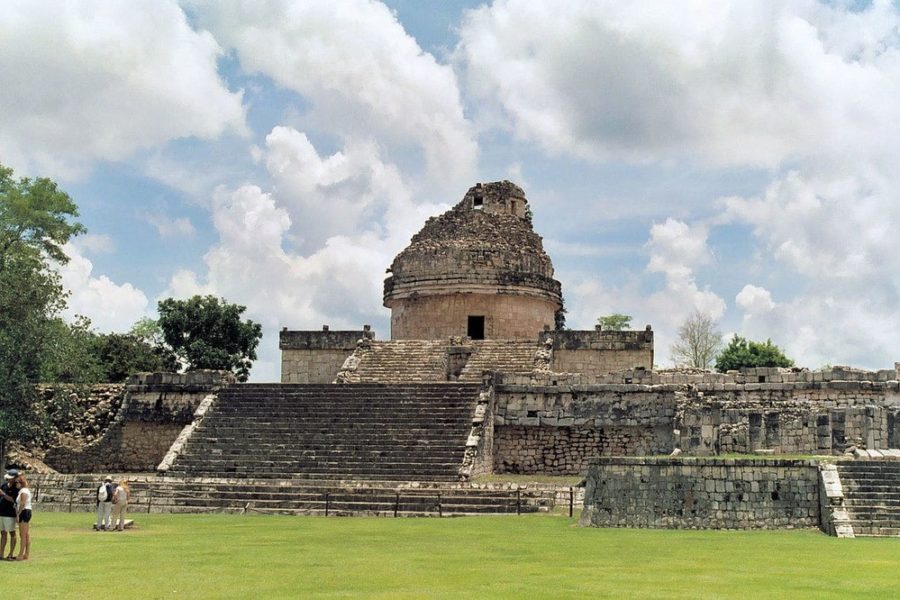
383, 181, 562, 340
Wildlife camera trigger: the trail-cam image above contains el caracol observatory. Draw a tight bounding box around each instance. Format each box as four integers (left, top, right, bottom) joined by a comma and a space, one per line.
383, 181, 562, 340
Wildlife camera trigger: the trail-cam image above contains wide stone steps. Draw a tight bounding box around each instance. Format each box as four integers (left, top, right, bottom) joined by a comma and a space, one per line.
31, 474, 569, 516
459, 341, 537, 381
173, 462, 464, 473
348, 342, 449, 383
195, 428, 467, 438
167, 383, 480, 482
834, 461, 900, 537
205, 418, 469, 425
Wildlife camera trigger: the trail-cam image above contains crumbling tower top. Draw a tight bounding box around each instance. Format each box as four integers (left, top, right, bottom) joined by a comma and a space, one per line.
383, 181, 562, 340
466, 180, 528, 218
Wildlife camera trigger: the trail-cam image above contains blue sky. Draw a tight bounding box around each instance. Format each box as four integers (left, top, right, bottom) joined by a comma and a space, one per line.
3, 0, 900, 380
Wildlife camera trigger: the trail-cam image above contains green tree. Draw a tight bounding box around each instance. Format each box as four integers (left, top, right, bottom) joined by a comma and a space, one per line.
554, 305, 568, 331
39, 316, 104, 384
597, 313, 632, 331
91, 331, 179, 382
670, 311, 722, 369
0, 163, 85, 457
130, 317, 166, 347
0, 165, 85, 269
157, 295, 263, 381
714, 335, 794, 372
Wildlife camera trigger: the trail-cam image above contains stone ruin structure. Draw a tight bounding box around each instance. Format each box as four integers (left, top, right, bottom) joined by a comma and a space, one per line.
29, 181, 900, 536
384, 180, 561, 340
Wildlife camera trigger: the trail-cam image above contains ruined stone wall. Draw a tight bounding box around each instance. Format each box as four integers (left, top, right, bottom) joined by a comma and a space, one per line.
494, 425, 672, 474
550, 329, 653, 375
390, 293, 556, 340
492, 380, 676, 473
37, 384, 125, 449
489, 369, 900, 472
679, 395, 894, 455
279, 329, 367, 383
580, 457, 821, 530
892, 411, 900, 448
45, 371, 233, 473
281, 349, 354, 383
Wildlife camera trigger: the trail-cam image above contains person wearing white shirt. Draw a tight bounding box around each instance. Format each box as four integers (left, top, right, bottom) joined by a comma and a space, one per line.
14, 475, 31, 561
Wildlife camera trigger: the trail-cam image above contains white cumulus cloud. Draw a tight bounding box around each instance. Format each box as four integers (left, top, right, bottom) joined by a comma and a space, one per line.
58, 244, 150, 333
163, 128, 451, 380
0, 0, 246, 179
457, 0, 900, 167
142, 214, 197, 238
735, 284, 776, 315
189, 0, 476, 189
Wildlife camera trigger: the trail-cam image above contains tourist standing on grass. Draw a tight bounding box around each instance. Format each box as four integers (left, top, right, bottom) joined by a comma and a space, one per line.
0, 470, 18, 560
14, 475, 31, 561
111, 479, 129, 531
96, 476, 113, 530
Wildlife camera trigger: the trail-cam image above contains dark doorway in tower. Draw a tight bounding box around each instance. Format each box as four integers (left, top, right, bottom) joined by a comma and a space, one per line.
468, 316, 485, 339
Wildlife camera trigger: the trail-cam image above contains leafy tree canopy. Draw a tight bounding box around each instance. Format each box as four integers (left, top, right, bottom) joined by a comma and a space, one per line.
130, 317, 166, 346
157, 295, 263, 381
0, 163, 84, 453
92, 330, 179, 383
0, 164, 85, 268
554, 305, 567, 331
714, 335, 794, 372
39, 316, 104, 384
597, 313, 632, 331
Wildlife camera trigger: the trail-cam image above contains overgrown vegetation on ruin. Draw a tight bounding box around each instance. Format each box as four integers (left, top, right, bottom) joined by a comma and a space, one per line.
21, 513, 900, 598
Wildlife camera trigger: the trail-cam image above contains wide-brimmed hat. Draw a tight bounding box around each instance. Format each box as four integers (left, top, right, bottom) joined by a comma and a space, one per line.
5, 469, 19, 479
104, 475, 113, 482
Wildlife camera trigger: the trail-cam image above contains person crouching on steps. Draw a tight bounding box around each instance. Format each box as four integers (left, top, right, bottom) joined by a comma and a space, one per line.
96, 476, 113, 531
111, 479, 129, 531
14, 475, 31, 561
0, 470, 18, 560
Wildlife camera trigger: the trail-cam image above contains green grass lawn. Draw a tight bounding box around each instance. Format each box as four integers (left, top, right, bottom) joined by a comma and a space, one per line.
12, 512, 899, 599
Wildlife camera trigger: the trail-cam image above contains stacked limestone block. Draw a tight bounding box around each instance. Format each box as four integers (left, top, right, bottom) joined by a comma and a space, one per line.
490, 368, 900, 468
580, 457, 821, 530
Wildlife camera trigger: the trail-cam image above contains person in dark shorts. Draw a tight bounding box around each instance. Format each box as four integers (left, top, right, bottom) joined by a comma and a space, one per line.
15, 475, 32, 561
0, 470, 19, 560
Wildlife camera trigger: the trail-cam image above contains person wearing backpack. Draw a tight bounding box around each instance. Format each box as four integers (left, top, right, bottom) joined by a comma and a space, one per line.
95, 476, 113, 531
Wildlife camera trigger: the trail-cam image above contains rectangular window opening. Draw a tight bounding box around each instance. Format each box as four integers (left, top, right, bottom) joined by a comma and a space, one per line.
467, 315, 485, 339
473, 197, 484, 210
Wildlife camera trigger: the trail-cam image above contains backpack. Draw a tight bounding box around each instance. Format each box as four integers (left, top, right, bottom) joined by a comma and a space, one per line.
98, 484, 108, 502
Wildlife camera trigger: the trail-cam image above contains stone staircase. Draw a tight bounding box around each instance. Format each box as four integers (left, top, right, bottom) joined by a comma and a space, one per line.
165, 383, 479, 482
459, 340, 538, 381
350, 341, 449, 382
835, 460, 900, 537
30, 474, 574, 517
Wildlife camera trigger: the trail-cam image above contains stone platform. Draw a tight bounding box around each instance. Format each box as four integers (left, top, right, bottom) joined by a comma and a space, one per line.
33, 474, 581, 517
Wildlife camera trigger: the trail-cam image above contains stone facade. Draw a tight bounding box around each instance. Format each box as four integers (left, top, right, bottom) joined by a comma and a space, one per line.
550, 329, 653, 374
37, 384, 125, 449
488, 369, 900, 474
280, 332, 652, 386
383, 181, 561, 340
389, 293, 556, 341
580, 457, 821, 529
44, 371, 233, 473
494, 425, 672, 474
279, 327, 370, 383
